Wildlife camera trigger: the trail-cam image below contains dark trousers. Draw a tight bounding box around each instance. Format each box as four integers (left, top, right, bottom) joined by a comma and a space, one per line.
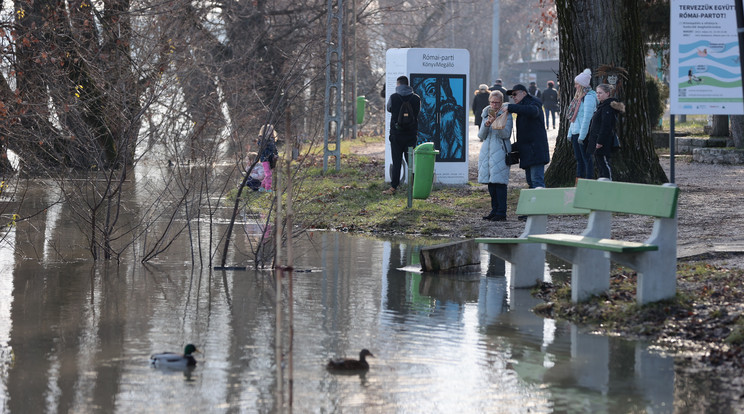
595, 154, 612, 180
487, 183, 507, 217
390, 134, 417, 189
545, 108, 557, 128
571, 134, 594, 179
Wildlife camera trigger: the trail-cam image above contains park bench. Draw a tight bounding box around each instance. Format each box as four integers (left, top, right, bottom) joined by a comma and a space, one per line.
475, 187, 589, 288
527, 179, 680, 305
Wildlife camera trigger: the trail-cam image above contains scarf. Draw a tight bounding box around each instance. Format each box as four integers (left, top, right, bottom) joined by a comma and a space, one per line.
566, 86, 591, 123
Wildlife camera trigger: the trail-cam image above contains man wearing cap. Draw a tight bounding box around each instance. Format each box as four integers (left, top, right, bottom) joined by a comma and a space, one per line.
472, 84, 490, 126
504, 84, 550, 189
490, 79, 509, 103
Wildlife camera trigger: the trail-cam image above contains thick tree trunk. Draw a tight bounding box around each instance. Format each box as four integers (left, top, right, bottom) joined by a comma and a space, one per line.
730, 116, 744, 149
547, 0, 667, 186
710, 115, 729, 137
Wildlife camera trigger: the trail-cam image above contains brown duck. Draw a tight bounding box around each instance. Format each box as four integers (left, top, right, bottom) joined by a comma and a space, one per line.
326, 349, 374, 371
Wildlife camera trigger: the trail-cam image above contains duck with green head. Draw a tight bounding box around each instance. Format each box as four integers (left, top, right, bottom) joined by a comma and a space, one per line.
150, 344, 200, 368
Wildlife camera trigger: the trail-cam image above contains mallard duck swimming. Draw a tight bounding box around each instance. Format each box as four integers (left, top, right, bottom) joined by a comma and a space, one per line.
326, 349, 374, 371
150, 344, 200, 368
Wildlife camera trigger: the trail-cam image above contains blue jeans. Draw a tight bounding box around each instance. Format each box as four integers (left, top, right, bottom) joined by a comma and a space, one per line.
524, 165, 545, 188
571, 134, 594, 179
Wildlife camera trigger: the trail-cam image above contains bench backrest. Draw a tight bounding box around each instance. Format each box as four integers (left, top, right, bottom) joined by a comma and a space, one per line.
515, 188, 591, 216
574, 179, 679, 218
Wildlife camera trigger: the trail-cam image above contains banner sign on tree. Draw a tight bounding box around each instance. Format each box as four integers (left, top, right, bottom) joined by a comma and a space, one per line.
670, 0, 744, 115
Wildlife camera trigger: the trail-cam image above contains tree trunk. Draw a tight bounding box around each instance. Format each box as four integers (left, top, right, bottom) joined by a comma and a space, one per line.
730, 115, 744, 149
710, 115, 729, 137
547, 0, 667, 186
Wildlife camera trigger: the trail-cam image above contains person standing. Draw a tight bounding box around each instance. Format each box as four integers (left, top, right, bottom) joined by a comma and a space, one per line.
384, 75, 421, 195
490, 79, 509, 103
257, 124, 278, 192
585, 84, 625, 180
566, 68, 597, 181
477, 90, 513, 221
472, 84, 491, 126
541, 81, 559, 129
528, 81, 541, 100
504, 84, 550, 189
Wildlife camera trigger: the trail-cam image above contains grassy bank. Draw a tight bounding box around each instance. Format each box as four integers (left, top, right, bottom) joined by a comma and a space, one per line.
274, 135, 520, 237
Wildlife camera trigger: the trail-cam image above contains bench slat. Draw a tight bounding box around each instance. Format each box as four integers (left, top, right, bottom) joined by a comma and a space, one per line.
527, 233, 659, 253
514, 187, 591, 216
574, 179, 679, 218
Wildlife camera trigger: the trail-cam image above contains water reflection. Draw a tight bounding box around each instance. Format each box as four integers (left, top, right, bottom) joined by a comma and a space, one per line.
0, 230, 737, 412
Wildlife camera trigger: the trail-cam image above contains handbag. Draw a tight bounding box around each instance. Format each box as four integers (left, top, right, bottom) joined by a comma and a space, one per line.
502, 138, 519, 166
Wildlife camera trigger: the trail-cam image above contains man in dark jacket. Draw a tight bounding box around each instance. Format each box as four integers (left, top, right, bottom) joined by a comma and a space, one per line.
505, 84, 550, 189
472, 84, 490, 126
541, 81, 559, 129
528, 81, 542, 100
385, 75, 421, 195
490, 79, 509, 103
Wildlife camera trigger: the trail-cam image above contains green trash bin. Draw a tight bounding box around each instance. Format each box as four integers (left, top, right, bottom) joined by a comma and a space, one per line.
412, 142, 439, 199
356, 95, 366, 124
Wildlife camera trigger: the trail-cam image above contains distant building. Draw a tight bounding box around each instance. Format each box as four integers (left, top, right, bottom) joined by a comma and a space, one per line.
501, 59, 559, 92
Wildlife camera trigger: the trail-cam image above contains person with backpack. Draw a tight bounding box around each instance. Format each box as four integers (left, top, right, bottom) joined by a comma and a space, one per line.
585, 83, 625, 180
384, 75, 421, 195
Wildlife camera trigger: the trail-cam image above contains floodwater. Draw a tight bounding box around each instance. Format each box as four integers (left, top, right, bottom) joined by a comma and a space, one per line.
0, 183, 736, 413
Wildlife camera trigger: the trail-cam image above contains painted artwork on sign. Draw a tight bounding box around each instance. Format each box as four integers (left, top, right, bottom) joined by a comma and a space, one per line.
410, 74, 466, 163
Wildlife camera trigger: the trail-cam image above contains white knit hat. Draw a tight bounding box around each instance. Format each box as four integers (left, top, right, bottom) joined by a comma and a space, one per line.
574, 69, 592, 88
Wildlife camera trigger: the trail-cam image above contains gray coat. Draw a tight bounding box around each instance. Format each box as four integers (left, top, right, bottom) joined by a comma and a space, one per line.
477, 106, 513, 184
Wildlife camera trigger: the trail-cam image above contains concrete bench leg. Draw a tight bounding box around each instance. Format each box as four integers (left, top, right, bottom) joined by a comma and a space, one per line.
485, 243, 545, 288
482, 215, 549, 289
544, 244, 611, 302
542, 210, 612, 302
611, 217, 678, 305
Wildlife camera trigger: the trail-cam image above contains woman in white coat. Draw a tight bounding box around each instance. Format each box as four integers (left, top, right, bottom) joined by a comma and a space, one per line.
478, 90, 513, 221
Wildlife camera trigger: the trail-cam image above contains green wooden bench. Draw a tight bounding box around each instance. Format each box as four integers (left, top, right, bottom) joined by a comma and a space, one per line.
475, 187, 589, 288
527, 179, 680, 305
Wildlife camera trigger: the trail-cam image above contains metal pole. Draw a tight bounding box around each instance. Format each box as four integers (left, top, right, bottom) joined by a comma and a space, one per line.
491, 0, 500, 83
323, 0, 343, 172
735, 0, 744, 104
669, 115, 675, 183
407, 147, 413, 209
351, 0, 357, 140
